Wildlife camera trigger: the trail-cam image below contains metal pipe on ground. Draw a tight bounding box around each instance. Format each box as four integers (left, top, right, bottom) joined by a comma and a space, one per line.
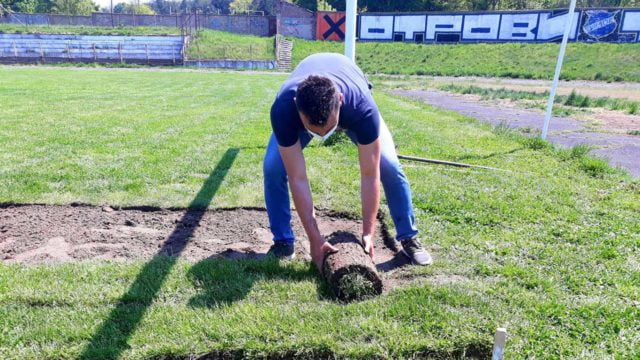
397, 154, 508, 172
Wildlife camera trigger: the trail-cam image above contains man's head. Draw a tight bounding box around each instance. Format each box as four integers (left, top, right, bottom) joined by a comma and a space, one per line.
295, 75, 343, 140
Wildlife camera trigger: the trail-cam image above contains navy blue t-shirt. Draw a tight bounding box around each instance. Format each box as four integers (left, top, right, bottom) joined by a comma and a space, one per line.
270, 53, 380, 147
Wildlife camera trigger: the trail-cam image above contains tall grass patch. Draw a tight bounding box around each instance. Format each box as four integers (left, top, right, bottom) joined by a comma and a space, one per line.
187, 29, 275, 60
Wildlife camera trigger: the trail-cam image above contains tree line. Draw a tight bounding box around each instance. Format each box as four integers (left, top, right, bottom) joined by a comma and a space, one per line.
1, 0, 638, 17
0, 0, 96, 15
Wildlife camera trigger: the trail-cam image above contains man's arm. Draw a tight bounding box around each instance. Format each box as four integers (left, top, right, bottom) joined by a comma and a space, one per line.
358, 138, 381, 259
278, 141, 337, 269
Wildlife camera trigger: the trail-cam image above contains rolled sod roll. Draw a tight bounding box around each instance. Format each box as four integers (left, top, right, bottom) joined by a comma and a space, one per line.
322, 231, 383, 302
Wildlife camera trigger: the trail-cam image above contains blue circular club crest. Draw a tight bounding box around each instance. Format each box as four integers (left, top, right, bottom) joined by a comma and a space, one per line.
583, 10, 619, 39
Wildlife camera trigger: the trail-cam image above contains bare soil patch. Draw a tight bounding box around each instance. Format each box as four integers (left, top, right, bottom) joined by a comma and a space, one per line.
585, 108, 640, 134
0, 204, 412, 273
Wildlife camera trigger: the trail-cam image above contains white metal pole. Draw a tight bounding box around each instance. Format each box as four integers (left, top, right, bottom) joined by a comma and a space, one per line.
541, 0, 577, 139
491, 328, 507, 360
345, 0, 357, 62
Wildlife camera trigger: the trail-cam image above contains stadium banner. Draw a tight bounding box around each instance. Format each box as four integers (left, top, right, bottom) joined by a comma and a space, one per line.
356, 8, 640, 43
317, 11, 347, 41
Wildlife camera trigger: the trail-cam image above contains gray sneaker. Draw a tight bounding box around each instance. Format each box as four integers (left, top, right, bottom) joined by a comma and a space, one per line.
267, 242, 295, 260
401, 237, 432, 265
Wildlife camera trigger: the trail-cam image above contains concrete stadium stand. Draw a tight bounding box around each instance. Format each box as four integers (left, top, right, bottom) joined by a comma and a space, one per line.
0, 33, 185, 65
183, 59, 277, 69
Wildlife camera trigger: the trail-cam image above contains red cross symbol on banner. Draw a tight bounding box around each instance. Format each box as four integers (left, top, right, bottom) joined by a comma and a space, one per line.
316, 12, 346, 41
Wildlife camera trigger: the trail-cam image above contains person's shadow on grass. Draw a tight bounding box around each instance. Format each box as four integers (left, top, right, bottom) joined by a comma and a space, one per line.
187, 257, 334, 307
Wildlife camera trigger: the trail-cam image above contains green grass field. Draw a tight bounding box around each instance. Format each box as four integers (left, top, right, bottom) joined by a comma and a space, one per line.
1, 67, 639, 359
290, 39, 640, 82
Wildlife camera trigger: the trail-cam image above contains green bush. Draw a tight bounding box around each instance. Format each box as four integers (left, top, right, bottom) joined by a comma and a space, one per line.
579, 157, 613, 177
558, 144, 591, 161
523, 136, 550, 151
564, 90, 579, 106
570, 144, 591, 159
579, 96, 591, 108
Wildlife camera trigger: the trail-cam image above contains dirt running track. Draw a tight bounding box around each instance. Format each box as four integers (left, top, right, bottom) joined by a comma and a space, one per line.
394, 89, 640, 177
425, 76, 640, 101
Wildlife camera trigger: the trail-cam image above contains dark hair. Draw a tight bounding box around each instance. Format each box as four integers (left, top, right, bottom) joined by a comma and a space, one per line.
295, 75, 340, 127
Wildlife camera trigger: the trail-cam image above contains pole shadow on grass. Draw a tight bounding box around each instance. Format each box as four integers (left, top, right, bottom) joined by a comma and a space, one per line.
78, 148, 239, 360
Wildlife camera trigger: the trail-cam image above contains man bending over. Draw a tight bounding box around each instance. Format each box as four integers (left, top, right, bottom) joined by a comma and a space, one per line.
263, 53, 432, 269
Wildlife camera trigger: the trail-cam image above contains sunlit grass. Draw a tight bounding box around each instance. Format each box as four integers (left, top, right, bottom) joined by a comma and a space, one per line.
1, 66, 639, 359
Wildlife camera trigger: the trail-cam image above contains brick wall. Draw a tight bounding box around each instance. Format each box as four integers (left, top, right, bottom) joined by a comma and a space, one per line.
276, 1, 315, 40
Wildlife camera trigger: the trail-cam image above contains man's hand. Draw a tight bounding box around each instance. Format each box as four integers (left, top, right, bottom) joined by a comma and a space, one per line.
311, 240, 338, 271
361, 234, 374, 261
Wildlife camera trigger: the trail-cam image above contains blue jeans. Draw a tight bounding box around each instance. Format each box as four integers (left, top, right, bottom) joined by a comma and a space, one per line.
263, 118, 419, 244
